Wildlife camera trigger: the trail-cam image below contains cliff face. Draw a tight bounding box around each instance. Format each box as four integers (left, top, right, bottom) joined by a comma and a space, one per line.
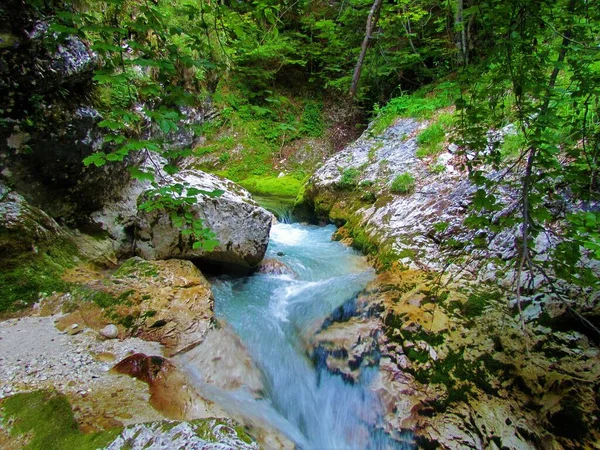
0, 1, 132, 220
296, 116, 600, 449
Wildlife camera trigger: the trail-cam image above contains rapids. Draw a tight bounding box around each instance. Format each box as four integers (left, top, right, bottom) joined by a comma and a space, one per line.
191, 223, 410, 449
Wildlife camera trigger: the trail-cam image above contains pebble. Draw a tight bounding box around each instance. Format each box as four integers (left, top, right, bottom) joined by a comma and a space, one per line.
100, 324, 119, 339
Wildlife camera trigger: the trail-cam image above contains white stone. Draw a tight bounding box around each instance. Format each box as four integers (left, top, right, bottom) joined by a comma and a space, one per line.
99, 324, 119, 339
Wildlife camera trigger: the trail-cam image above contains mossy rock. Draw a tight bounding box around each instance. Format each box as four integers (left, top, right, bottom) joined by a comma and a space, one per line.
238, 175, 303, 198
0, 390, 120, 450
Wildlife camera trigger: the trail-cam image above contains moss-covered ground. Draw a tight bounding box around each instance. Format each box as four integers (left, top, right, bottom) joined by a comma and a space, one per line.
0, 240, 76, 314
192, 87, 331, 201
0, 391, 120, 450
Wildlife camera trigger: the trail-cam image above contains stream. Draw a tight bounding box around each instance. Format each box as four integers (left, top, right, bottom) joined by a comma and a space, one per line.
200, 222, 410, 449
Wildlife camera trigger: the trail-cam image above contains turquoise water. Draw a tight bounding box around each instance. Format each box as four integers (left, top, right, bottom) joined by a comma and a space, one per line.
210, 223, 409, 449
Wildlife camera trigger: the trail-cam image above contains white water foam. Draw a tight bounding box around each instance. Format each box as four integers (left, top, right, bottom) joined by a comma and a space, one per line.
269, 223, 309, 245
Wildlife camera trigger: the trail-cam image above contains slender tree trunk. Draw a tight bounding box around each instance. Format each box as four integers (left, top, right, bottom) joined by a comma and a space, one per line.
402, 8, 427, 70
349, 0, 383, 99
455, 0, 468, 65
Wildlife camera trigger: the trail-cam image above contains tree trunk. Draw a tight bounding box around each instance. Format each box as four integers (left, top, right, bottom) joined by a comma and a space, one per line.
455, 0, 468, 65
349, 0, 383, 99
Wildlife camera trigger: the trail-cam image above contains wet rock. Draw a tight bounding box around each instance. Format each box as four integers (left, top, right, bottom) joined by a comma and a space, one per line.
311, 317, 380, 382
257, 258, 296, 277
113, 353, 170, 384
113, 353, 227, 420
99, 324, 119, 339
177, 324, 264, 396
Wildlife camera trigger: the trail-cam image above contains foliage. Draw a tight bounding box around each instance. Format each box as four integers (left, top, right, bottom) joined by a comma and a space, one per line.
194, 89, 325, 184
47, 0, 225, 251
416, 123, 446, 158
370, 81, 459, 135
454, 0, 600, 300
429, 162, 446, 174
138, 184, 222, 250
390, 172, 416, 194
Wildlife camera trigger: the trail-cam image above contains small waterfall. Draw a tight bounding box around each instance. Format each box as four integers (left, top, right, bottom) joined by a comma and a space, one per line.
252, 195, 295, 223
189, 223, 411, 449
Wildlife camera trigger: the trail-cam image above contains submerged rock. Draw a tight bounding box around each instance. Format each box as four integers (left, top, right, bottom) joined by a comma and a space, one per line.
257, 258, 297, 277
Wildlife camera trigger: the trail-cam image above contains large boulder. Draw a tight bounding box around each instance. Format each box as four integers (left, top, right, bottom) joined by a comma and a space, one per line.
60, 257, 215, 356
0, 2, 136, 220
93, 168, 273, 271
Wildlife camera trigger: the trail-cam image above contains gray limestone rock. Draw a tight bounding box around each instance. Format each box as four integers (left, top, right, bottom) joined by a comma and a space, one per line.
99, 324, 119, 339
93, 166, 273, 271
0, 184, 66, 259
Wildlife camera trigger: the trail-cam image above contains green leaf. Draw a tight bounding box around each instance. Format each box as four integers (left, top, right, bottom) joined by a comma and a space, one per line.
163, 164, 179, 175
98, 119, 124, 130
129, 167, 155, 182
83, 152, 107, 167
193, 239, 219, 251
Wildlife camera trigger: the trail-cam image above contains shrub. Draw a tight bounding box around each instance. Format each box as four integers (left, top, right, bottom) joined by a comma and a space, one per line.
338, 167, 361, 190
416, 123, 446, 158
391, 172, 415, 194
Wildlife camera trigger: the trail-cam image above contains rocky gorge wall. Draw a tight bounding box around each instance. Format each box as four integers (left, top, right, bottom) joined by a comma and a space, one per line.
0, 4, 279, 448
296, 116, 600, 449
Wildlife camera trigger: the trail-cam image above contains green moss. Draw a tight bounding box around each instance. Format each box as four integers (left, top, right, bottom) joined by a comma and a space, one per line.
378, 249, 399, 270
390, 172, 415, 194
406, 347, 429, 363
113, 258, 159, 279
0, 240, 78, 313
462, 290, 498, 318
70, 286, 120, 309
338, 167, 361, 190
189, 419, 254, 445
348, 227, 377, 255
0, 390, 120, 450
426, 350, 473, 406
360, 191, 377, 203
238, 175, 303, 198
